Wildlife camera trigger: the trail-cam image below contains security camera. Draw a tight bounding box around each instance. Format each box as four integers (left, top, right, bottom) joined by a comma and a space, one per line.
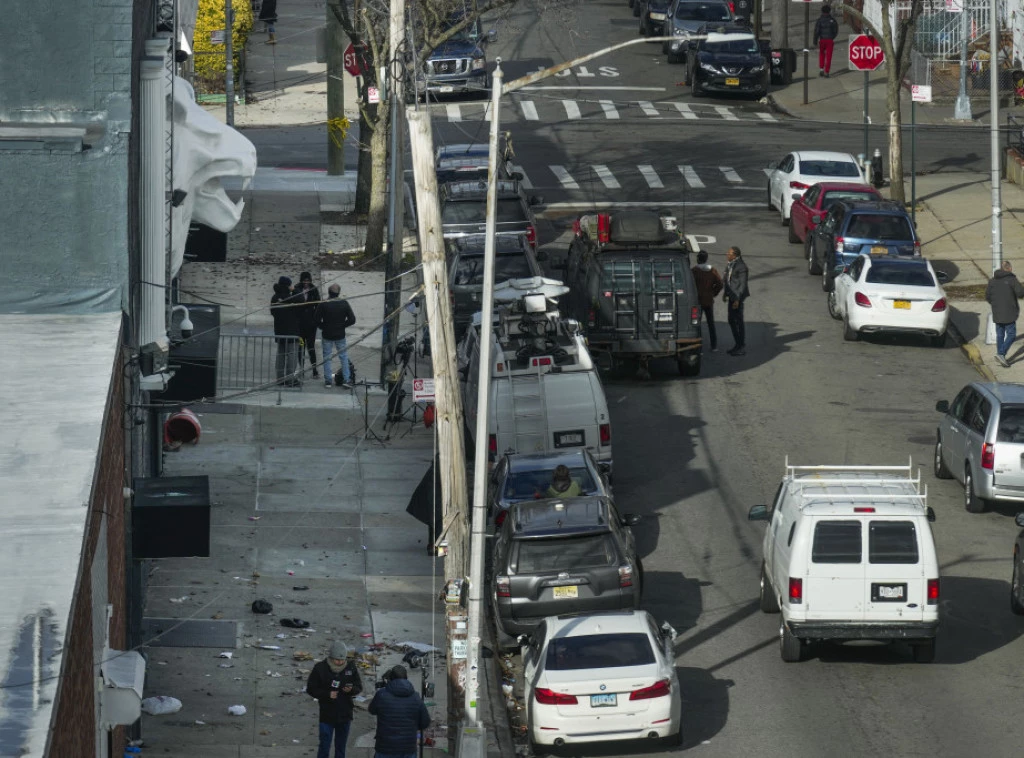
179, 315, 194, 339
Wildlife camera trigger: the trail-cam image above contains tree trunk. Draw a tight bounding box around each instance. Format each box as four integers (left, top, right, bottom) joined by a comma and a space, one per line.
363, 102, 390, 258
887, 77, 905, 204
355, 107, 373, 213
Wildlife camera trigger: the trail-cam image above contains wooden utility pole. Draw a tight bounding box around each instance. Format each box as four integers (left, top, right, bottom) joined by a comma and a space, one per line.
406, 107, 469, 739
327, 0, 345, 174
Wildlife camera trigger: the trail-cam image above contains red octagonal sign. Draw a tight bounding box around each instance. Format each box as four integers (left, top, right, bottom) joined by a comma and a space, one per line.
343, 43, 367, 77
849, 34, 884, 71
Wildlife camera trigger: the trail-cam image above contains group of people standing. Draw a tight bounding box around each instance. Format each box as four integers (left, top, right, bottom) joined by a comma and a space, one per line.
692, 246, 750, 357
271, 273, 357, 388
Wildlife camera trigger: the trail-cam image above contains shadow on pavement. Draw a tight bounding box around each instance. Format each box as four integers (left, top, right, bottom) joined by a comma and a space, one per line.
642, 570, 705, 635
950, 305, 982, 341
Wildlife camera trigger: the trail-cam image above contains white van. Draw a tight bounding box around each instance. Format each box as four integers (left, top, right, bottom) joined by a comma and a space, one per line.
748, 460, 940, 663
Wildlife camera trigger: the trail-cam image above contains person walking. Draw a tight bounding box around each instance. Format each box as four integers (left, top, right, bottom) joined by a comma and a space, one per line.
813, 5, 839, 78
723, 246, 750, 356
692, 250, 724, 352
306, 641, 363, 758
318, 283, 357, 388
368, 665, 431, 758
985, 261, 1024, 367
293, 271, 322, 378
258, 0, 278, 44
271, 276, 301, 386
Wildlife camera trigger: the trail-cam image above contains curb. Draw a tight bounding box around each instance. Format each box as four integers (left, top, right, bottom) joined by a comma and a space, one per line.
947, 316, 997, 382
766, 94, 799, 119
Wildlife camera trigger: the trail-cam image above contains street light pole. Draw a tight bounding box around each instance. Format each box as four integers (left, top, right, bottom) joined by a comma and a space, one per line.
954, 0, 972, 120
990, 0, 1002, 274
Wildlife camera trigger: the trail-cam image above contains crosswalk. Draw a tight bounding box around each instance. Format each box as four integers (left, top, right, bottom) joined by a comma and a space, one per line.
429, 98, 779, 124
510, 163, 774, 192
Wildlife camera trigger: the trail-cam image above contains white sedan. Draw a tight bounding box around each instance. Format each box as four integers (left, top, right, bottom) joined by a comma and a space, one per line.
767, 150, 866, 225
523, 611, 682, 751
828, 254, 951, 346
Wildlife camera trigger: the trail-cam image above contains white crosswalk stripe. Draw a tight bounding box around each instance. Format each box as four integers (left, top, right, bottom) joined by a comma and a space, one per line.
511, 165, 533, 190
638, 101, 661, 117
446, 104, 461, 122
674, 103, 698, 120
592, 164, 620, 189
433, 99, 778, 123
720, 167, 743, 183
509, 163, 782, 191
638, 165, 664, 189
714, 105, 738, 121
520, 101, 539, 120
600, 100, 620, 119
756, 112, 777, 122
550, 165, 580, 190
563, 100, 582, 120
679, 165, 705, 189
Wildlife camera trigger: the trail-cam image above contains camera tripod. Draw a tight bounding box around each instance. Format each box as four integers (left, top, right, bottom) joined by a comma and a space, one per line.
382, 317, 429, 437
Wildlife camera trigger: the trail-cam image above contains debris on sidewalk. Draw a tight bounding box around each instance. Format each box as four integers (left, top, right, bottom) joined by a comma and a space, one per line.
292, 650, 315, 661
141, 696, 182, 715
251, 599, 273, 614
218, 651, 233, 659
227, 704, 247, 716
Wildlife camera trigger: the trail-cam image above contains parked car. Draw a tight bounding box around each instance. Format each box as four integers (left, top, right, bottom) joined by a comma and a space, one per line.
935, 382, 1024, 513
748, 460, 940, 662
413, 16, 495, 100
827, 255, 950, 346
490, 497, 642, 649
684, 24, 770, 99
663, 0, 734, 63
522, 611, 682, 750
788, 181, 882, 244
1011, 510, 1024, 613
807, 200, 922, 291
638, 0, 672, 36
439, 179, 541, 251
489, 449, 613, 526
766, 151, 864, 225
435, 140, 517, 185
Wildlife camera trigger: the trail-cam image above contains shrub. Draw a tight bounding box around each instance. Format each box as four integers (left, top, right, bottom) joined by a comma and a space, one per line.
193, 0, 254, 92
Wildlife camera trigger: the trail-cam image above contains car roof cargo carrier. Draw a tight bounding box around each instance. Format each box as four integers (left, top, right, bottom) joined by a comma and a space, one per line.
782, 456, 928, 510
574, 209, 688, 251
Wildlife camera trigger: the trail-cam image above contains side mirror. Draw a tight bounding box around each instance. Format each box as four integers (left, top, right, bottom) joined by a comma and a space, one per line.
1015, 511, 1024, 528
529, 195, 544, 206
747, 504, 769, 521
659, 621, 678, 641
926, 506, 937, 523
620, 513, 642, 527
936, 270, 951, 284
835, 264, 848, 275
791, 193, 803, 202
766, 160, 778, 170
812, 214, 822, 224
935, 399, 950, 413
487, 29, 498, 42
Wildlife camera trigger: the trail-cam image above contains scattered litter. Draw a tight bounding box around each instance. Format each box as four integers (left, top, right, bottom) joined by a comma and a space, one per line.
169, 596, 189, 604
293, 559, 305, 566
292, 585, 310, 591
360, 633, 373, 638
155, 661, 167, 666
293, 740, 301, 744
251, 599, 273, 614
293, 651, 314, 661
276, 633, 288, 639
280, 618, 310, 629
398, 641, 440, 654
266, 670, 283, 678
218, 652, 233, 659
141, 696, 182, 715
248, 516, 260, 521
287, 570, 295, 576
228, 705, 247, 716
195, 720, 206, 726
258, 645, 281, 650
218, 664, 234, 669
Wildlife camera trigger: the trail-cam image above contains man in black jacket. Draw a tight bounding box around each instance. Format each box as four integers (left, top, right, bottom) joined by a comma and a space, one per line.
985, 261, 1024, 366
293, 271, 322, 378
318, 283, 357, 388
368, 665, 431, 758
271, 277, 302, 386
813, 5, 839, 77
723, 246, 750, 356
306, 640, 363, 758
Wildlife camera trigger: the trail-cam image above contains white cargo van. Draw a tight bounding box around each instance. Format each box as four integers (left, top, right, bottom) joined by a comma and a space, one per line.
748, 460, 940, 663
459, 280, 613, 470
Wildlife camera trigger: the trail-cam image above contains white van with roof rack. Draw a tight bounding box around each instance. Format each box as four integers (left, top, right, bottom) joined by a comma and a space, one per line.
748, 459, 940, 663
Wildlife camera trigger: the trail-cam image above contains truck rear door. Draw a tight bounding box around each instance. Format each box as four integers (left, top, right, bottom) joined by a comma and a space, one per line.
863, 518, 925, 622
598, 259, 641, 340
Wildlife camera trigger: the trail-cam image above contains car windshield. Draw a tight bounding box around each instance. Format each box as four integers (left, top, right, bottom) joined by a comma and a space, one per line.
516, 533, 618, 573
675, 2, 731, 21
442, 198, 526, 226
799, 160, 861, 178
997, 406, 1024, 442
822, 190, 876, 207
437, 167, 488, 184
545, 633, 655, 671
504, 466, 598, 499
864, 261, 934, 286
704, 38, 760, 54
453, 254, 533, 286
846, 214, 913, 240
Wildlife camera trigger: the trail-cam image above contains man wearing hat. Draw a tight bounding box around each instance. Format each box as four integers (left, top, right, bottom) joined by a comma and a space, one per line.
368, 665, 431, 758
306, 640, 363, 758
271, 276, 302, 386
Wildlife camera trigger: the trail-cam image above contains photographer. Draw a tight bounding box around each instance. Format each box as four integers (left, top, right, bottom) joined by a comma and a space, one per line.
306, 641, 362, 758
368, 665, 431, 758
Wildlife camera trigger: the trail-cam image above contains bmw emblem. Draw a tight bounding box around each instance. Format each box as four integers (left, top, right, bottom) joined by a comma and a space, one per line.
599, 684, 606, 691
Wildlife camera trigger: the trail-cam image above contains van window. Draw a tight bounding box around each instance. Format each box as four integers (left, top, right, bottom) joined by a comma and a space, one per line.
997, 406, 1024, 443
812, 520, 862, 563
969, 397, 991, 434
868, 521, 919, 564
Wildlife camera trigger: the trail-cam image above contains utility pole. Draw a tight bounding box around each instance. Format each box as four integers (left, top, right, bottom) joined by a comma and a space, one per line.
327, 0, 345, 175
406, 108, 470, 740
954, 0, 972, 120
990, 0, 1002, 273
224, 0, 234, 126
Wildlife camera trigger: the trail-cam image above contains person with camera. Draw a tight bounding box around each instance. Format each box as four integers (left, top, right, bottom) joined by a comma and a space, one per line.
306, 641, 363, 758
368, 665, 431, 758
318, 283, 357, 388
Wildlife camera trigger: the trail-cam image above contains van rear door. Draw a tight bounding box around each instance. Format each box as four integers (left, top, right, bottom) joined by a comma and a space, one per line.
597, 257, 684, 344
992, 404, 1024, 492
543, 373, 599, 457
863, 518, 925, 621
803, 519, 865, 620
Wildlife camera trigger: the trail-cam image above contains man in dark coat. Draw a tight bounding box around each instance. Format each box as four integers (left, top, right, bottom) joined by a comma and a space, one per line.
306, 640, 363, 758
318, 283, 357, 388
293, 271, 322, 377
692, 250, 724, 352
813, 5, 839, 77
723, 246, 750, 356
258, 0, 278, 43
985, 260, 1024, 366
368, 665, 431, 758
271, 276, 302, 385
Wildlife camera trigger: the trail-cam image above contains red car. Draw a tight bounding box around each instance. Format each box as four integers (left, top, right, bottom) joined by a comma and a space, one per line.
788, 182, 882, 244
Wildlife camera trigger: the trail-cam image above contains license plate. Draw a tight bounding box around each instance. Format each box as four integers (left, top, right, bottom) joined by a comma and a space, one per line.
554, 430, 585, 448
439, 86, 454, 93
553, 585, 578, 599
654, 312, 673, 322
893, 300, 911, 309
871, 583, 907, 602
725, 77, 740, 86
590, 693, 617, 707
871, 246, 887, 255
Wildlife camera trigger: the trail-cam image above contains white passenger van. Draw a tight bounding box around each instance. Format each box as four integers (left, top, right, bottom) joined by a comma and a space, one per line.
748, 459, 940, 663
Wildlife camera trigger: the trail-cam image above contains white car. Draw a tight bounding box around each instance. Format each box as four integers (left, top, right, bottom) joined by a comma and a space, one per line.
828, 254, 950, 346
766, 150, 866, 225
523, 611, 682, 751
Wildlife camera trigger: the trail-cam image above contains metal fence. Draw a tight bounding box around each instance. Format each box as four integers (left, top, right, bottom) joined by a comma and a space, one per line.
1010, 114, 1024, 155
218, 334, 304, 392
906, 46, 1020, 100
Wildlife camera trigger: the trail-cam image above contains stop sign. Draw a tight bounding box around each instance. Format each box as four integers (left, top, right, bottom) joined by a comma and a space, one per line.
849, 34, 884, 71
343, 43, 366, 77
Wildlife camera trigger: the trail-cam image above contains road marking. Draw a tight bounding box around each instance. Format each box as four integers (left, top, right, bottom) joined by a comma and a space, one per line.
540, 201, 765, 214
679, 165, 705, 189
562, 100, 582, 120
511, 165, 533, 190
445, 104, 461, 122
638, 164, 664, 189
638, 101, 661, 117
600, 100, 620, 119
592, 164, 620, 189
550, 165, 580, 190
520, 85, 667, 90
673, 102, 698, 120
520, 101, 539, 120
714, 105, 738, 121
756, 112, 777, 122
720, 167, 743, 183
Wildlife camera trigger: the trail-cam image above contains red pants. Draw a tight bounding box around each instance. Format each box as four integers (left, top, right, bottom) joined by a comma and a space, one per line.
819, 39, 835, 73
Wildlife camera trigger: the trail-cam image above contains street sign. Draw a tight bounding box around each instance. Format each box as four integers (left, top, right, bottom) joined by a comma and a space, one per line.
849, 34, 884, 71
912, 84, 933, 103
412, 377, 435, 403
367, 86, 380, 104
210, 30, 225, 45
946, 0, 964, 11
343, 43, 366, 77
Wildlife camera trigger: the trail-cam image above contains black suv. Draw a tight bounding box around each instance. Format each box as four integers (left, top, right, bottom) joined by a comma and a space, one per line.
685, 23, 770, 98
490, 496, 642, 650
439, 179, 542, 252
637, 0, 672, 36
807, 199, 921, 291
435, 139, 518, 185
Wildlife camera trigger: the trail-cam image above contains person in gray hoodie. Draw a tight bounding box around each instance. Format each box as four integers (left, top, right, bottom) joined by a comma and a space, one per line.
985, 261, 1024, 366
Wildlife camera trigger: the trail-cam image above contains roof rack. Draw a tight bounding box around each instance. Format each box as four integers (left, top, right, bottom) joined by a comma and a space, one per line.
784, 456, 915, 480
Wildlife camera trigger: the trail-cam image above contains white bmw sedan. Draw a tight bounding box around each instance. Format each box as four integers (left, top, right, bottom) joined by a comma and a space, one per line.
828, 254, 950, 346
767, 150, 866, 225
523, 610, 682, 751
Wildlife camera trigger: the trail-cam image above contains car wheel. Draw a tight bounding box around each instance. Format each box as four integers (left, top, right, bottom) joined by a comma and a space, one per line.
691, 76, 703, 97
934, 436, 953, 479
912, 639, 936, 663
807, 239, 821, 275
1012, 551, 1024, 615
779, 619, 803, 662
788, 220, 800, 243
759, 562, 780, 613
843, 316, 859, 342
780, 200, 789, 226
827, 290, 842, 321
965, 466, 987, 513
822, 267, 834, 292
678, 351, 701, 377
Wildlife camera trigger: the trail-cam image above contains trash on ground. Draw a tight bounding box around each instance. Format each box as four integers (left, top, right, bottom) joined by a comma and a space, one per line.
251, 599, 273, 614
258, 645, 281, 650
141, 696, 182, 715
293, 651, 314, 661
292, 585, 310, 591
280, 618, 310, 629
397, 641, 440, 653
228, 705, 247, 716
169, 596, 189, 604
218, 664, 234, 669
218, 651, 233, 659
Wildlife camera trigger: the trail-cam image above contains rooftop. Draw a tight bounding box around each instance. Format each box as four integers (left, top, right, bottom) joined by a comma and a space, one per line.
512, 496, 613, 537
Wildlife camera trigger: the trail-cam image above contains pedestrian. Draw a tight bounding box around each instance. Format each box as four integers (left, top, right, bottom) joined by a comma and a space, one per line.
259, 0, 278, 44
813, 5, 839, 78
692, 250, 724, 352
318, 283, 357, 388
985, 260, 1024, 367
368, 665, 431, 758
544, 464, 582, 498
306, 640, 363, 758
294, 271, 322, 378
271, 276, 301, 386
723, 246, 750, 356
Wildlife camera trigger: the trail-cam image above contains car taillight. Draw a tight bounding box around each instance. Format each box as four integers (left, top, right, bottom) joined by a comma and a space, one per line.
618, 564, 633, 588
789, 577, 803, 604
572, 218, 581, 237
495, 510, 508, 528
932, 298, 947, 312
835, 235, 851, 253
982, 442, 995, 470
587, 308, 595, 328
927, 578, 939, 605
488, 434, 497, 462
526, 224, 537, 247
913, 240, 922, 256
597, 213, 611, 243
530, 356, 552, 367
496, 575, 510, 597
630, 678, 671, 700
789, 180, 809, 190
854, 291, 872, 308
535, 687, 577, 705
599, 423, 611, 446
690, 305, 698, 325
